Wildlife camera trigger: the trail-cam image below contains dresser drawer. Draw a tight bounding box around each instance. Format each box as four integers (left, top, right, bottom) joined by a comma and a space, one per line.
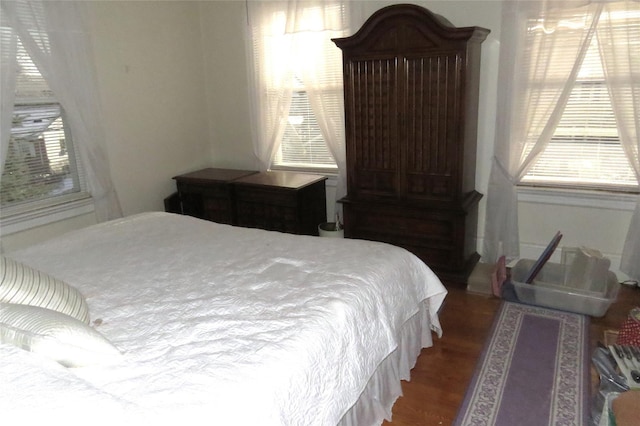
355, 210, 456, 243
176, 182, 231, 199
342, 201, 474, 271
234, 186, 298, 207
235, 201, 299, 233
173, 168, 257, 224
344, 203, 461, 243
233, 171, 327, 235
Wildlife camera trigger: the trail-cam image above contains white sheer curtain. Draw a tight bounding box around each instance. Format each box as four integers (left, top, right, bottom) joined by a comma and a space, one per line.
246, 0, 350, 200
0, 15, 17, 177
599, 0, 640, 280
1, 0, 121, 222
483, 0, 603, 263
301, 29, 348, 201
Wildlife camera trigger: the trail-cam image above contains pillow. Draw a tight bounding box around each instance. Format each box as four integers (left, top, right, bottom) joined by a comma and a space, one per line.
0, 303, 122, 368
0, 256, 90, 323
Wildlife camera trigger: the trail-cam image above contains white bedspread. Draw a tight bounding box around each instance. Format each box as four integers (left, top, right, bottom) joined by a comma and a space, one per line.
5, 212, 446, 425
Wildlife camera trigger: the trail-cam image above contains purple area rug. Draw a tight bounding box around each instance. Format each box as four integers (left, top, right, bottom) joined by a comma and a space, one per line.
453, 301, 590, 426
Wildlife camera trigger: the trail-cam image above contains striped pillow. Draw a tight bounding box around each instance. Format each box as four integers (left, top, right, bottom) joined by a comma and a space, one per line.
0, 303, 121, 368
0, 256, 90, 324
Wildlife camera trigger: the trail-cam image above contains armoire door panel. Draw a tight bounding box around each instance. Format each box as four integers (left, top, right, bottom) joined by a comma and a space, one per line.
405, 173, 453, 200
346, 57, 399, 197
356, 169, 398, 196
403, 54, 461, 200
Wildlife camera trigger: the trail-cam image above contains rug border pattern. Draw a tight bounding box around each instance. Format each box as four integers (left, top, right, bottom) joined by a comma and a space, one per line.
455, 301, 588, 426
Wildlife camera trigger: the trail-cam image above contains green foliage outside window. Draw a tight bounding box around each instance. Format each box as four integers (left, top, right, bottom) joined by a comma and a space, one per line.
0, 137, 54, 205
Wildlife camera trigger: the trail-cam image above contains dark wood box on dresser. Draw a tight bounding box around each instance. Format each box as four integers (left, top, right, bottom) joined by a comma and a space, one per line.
233, 171, 327, 236
333, 4, 489, 282
173, 168, 258, 224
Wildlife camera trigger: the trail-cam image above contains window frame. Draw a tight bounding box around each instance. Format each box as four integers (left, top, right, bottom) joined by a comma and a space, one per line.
517, 185, 637, 212
271, 85, 339, 174
249, 1, 346, 175
1, 36, 93, 236
518, 8, 639, 194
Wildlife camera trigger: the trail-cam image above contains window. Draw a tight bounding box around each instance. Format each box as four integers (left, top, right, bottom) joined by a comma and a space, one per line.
248, 1, 347, 173
274, 78, 337, 169
1, 38, 86, 211
520, 7, 639, 192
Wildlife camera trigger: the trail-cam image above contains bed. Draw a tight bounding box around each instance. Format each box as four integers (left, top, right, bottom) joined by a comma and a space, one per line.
0, 212, 447, 425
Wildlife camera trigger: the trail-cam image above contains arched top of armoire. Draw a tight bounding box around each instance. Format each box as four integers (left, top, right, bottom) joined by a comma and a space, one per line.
332, 3, 489, 53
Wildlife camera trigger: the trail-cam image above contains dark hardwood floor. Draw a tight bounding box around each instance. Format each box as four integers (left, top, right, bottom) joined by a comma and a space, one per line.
383, 282, 640, 426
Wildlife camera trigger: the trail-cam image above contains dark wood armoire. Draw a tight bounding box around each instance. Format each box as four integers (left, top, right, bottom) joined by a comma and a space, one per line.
333, 4, 490, 282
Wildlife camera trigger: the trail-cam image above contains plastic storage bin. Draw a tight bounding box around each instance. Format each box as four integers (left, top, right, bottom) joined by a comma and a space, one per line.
510, 258, 620, 317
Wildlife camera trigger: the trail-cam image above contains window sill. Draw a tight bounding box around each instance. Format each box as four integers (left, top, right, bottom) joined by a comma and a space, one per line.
517, 186, 637, 211
270, 165, 338, 176
0, 193, 95, 236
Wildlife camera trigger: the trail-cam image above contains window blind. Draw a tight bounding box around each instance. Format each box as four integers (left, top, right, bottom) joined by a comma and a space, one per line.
522, 9, 639, 191
275, 81, 337, 169
258, 3, 343, 171
1, 37, 84, 207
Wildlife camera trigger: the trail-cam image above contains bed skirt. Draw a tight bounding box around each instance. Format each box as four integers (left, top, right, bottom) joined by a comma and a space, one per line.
339, 301, 433, 426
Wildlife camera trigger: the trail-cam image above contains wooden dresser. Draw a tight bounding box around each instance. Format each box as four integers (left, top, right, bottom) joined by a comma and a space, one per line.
173, 169, 327, 236
332, 5, 489, 281
233, 171, 327, 236
173, 168, 257, 224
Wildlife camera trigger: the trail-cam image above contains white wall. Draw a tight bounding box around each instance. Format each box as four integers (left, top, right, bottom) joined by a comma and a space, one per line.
90, 1, 211, 214
3, 1, 211, 252
199, 1, 259, 171
4, 1, 634, 277
517, 192, 634, 276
